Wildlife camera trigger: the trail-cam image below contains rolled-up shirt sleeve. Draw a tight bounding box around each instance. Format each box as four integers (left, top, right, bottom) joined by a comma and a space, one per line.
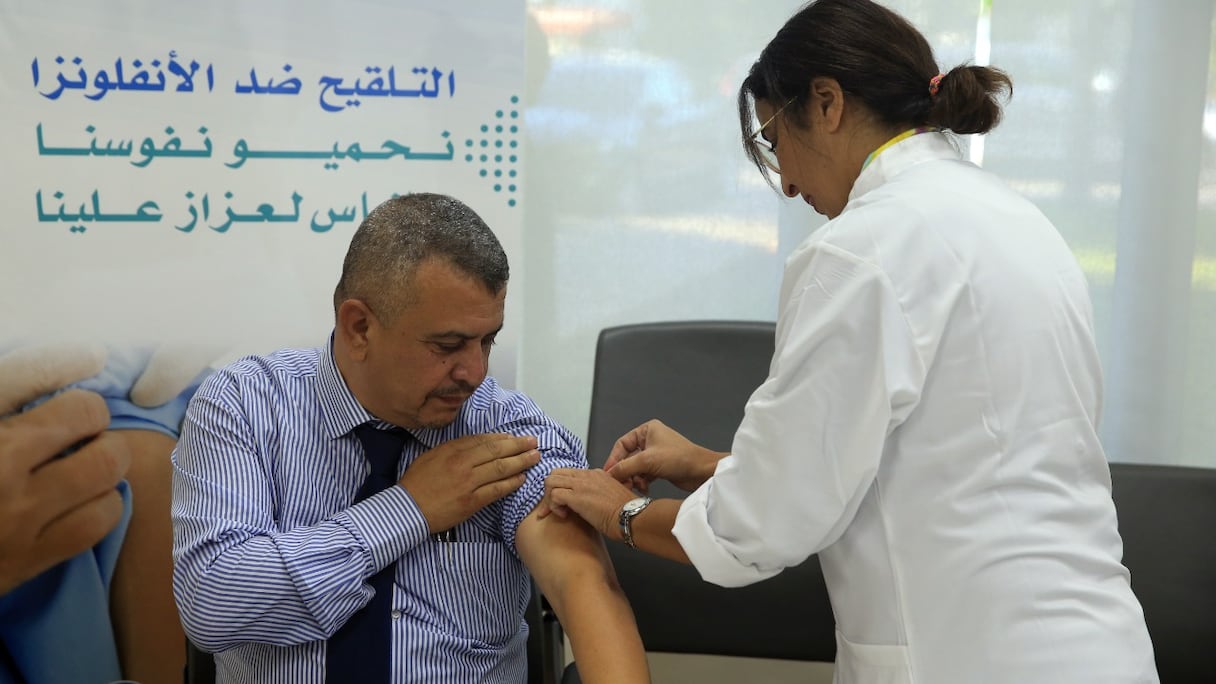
673, 242, 925, 588
171, 372, 430, 652
493, 392, 588, 555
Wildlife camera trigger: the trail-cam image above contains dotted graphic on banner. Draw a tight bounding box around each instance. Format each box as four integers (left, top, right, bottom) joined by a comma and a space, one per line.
463, 95, 521, 207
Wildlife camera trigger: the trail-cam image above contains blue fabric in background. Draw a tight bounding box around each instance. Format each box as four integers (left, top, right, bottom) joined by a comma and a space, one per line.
74, 345, 212, 440
0, 483, 132, 684
0, 344, 212, 683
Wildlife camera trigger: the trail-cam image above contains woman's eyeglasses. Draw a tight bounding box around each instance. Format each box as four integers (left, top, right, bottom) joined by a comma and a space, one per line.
750, 98, 794, 173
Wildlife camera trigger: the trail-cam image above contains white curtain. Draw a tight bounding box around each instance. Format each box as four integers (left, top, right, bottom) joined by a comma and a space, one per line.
520, 0, 1216, 469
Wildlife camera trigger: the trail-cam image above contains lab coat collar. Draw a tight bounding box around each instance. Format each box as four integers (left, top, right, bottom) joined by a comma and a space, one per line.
848, 131, 962, 206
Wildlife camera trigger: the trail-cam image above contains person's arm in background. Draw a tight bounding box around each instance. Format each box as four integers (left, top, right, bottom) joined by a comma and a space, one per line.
0, 346, 136, 684
516, 510, 649, 683
0, 343, 215, 683
0, 344, 129, 594
109, 429, 182, 684
72, 344, 219, 684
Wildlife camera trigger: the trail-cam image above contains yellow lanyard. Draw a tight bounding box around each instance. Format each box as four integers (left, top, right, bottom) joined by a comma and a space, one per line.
861, 127, 934, 171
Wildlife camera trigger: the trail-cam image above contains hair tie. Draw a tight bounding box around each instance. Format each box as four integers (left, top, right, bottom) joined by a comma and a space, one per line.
928, 73, 945, 97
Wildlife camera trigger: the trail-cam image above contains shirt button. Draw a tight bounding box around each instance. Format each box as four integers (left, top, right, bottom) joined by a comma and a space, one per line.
391, 610, 402, 620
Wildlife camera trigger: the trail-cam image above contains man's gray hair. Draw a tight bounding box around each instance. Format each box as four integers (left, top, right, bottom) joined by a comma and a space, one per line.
333, 193, 509, 320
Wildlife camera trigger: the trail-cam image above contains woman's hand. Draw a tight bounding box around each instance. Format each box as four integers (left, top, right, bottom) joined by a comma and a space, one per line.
539, 468, 636, 540
604, 419, 726, 493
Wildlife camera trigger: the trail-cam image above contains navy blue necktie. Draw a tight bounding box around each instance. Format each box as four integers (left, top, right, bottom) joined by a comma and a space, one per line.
326, 423, 407, 684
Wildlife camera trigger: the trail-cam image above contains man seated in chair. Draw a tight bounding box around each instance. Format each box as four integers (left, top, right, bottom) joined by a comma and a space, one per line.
171, 193, 649, 683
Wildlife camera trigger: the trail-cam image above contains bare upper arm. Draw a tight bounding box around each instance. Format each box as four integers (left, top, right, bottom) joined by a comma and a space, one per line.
516, 498, 650, 683
516, 506, 620, 611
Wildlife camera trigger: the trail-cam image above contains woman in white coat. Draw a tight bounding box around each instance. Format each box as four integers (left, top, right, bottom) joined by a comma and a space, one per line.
540, 0, 1159, 682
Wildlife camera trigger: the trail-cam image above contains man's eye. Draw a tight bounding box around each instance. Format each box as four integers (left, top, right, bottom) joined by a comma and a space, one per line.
482, 337, 497, 349
435, 343, 462, 353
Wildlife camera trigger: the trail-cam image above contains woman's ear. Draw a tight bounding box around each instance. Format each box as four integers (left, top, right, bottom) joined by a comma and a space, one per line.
336, 298, 375, 361
808, 76, 845, 132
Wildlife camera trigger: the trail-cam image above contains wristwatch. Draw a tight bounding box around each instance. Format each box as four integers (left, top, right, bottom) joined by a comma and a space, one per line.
618, 496, 653, 549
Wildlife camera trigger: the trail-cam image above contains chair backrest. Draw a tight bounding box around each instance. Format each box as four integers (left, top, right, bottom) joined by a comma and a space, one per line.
584, 321, 836, 662
1108, 462, 1216, 683
526, 579, 565, 684
185, 640, 214, 684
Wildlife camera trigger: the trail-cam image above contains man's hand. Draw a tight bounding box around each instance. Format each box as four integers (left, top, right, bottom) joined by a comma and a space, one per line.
604, 419, 726, 493
398, 433, 540, 533
538, 468, 636, 541
0, 383, 131, 595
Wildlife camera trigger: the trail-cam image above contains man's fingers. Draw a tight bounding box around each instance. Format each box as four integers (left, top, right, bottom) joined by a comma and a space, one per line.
461, 433, 538, 464
0, 390, 111, 471
30, 432, 131, 523
34, 488, 126, 574
471, 471, 529, 508
470, 448, 540, 486
0, 343, 106, 415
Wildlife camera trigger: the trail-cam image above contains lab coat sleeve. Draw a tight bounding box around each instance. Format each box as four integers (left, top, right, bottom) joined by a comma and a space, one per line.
673, 241, 927, 587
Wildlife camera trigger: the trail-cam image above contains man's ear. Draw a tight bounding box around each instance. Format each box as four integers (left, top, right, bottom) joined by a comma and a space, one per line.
808, 76, 845, 133
336, 298, 375, 361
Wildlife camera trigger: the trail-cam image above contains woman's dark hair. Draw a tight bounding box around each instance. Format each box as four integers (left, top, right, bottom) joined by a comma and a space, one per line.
738, 0, 1012, 175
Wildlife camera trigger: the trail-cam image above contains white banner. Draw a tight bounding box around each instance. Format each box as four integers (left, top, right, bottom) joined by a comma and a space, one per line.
0, 0, 526, 383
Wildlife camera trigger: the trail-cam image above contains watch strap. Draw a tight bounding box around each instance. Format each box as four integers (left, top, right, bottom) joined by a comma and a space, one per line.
619, 496, 652, 549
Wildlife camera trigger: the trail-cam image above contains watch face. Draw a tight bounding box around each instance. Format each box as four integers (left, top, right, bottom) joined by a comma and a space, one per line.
623, 497, 650, 514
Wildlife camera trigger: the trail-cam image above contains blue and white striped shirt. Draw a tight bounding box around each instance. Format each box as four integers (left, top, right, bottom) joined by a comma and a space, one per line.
171, 340, 586, 683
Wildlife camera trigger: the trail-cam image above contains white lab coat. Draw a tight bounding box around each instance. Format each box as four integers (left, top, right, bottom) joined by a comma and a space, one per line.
673, 132, 1158, 683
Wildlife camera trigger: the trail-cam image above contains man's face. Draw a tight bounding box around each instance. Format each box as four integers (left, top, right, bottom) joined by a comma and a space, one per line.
361, 258, 505, 429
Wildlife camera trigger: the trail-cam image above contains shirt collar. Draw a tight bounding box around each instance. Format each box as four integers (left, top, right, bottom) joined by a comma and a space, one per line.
848, 130, 961, 206
317, 332, 377, 440
315, 332, 498, 450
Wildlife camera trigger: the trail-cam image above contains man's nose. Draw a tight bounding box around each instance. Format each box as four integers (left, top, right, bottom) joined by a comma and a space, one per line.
451, 346, 487, 384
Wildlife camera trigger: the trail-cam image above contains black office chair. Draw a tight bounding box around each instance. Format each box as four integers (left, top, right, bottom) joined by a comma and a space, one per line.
559, 321, 836, 683
185, 638, 214, 683
527, 579, 566, 684
1108, 462, 1216, 683
185, 578, 561, 684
